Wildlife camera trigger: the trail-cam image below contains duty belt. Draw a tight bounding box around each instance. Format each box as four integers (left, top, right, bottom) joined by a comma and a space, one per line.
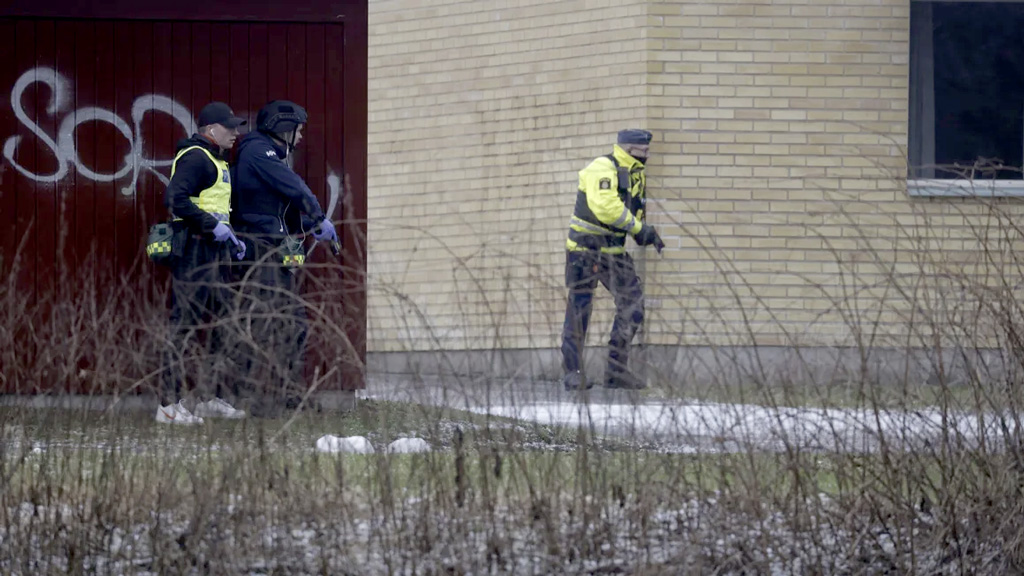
172, 212, 230, 224
568, 228, 623, 250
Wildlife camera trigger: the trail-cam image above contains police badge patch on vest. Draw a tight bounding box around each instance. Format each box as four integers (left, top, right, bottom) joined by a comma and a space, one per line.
222, 169, 230, 183
599, 178, 611, 189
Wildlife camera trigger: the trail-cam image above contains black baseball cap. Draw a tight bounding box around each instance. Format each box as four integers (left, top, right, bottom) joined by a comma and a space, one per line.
197, 102, 247, 129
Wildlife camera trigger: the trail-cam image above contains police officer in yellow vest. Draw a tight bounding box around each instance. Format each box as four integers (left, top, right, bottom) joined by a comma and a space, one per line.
561, 129, 665, 391
157, 102, 248, 425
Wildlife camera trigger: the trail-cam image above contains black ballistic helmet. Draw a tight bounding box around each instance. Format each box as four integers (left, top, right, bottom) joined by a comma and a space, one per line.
257, 100, 308, 134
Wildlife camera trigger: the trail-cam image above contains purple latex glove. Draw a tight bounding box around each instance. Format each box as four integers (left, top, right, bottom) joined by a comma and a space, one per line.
212, 222, 245, 259
233, 239, 246, 260
312, 218, 338, 243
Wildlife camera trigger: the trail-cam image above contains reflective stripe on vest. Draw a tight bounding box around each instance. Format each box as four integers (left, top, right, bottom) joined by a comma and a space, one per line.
171, 145, 231, 220
566, 154, 639, 254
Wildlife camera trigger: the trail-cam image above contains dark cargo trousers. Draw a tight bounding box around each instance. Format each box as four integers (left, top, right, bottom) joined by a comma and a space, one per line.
159, 230, 234, 404
231, 236, 309, 415
560, 250, 645, 381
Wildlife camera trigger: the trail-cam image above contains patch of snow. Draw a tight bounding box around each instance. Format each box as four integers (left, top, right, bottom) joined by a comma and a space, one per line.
474, 401, 1008, 453
387, 437, 431, 453
1, 494, 1005, 574
315, 435, 375, 454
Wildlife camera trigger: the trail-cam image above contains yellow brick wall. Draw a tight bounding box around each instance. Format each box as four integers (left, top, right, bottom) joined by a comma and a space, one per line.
643, 0, 911, 348
368, 0, 1024, 355
368, 0, 652, 352
643, 0, 1024, 351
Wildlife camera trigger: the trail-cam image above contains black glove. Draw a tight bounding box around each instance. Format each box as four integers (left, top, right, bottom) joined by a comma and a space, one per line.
634, 224, 665, 254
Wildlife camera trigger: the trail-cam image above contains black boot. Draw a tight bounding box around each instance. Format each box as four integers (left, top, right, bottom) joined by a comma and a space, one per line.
562, 370, 591, 391
604, 366, 646, 390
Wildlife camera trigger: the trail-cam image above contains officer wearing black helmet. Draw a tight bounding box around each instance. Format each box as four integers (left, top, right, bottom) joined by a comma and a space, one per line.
233, 100, 336, 244
231, 99, 338, 415
560, 129, 664, 392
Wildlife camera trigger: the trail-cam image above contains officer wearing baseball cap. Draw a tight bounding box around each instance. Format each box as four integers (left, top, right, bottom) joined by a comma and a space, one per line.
157, 101, 249, 424
561, 129, 664, 391
197, 101, 247, 129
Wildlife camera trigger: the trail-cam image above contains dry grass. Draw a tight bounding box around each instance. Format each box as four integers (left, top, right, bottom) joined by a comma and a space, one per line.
5, 177, 1024, 573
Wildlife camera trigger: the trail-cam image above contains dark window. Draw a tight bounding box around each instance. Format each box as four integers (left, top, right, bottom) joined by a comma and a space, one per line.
909, 2, 1024, 180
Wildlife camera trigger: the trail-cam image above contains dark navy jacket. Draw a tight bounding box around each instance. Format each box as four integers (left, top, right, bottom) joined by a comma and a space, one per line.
231, 131, 325, 240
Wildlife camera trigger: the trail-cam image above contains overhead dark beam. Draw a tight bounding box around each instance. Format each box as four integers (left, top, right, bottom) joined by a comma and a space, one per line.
1, 0, 354, 22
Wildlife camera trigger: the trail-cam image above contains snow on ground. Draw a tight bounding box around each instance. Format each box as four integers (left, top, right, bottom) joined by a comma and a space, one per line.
315, 434, 376, 454
387, 437, 432, 453
1, 493, 1004, 575
366, 376, 1008, 453
476, 400, 1007, 452
1, 377, 1015, 574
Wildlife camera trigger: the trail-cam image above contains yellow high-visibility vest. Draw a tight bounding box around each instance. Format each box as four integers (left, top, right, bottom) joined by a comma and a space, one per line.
171, 145, 231, 221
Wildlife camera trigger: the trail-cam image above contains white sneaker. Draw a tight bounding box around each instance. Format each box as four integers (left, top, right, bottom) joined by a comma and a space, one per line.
193, 397, 246, 419
155, 400, 204, 425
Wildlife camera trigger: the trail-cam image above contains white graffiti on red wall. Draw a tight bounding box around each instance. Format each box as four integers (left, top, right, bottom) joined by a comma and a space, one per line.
3, 66, 196, 196
3, 67, 341, 218
326, 172, 341, 224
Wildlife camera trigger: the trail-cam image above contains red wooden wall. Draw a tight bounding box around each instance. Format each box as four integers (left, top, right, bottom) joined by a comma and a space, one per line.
0, 1, 368, 392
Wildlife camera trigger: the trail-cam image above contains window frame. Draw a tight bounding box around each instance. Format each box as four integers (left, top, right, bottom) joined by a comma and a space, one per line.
907, 0, 1024, 198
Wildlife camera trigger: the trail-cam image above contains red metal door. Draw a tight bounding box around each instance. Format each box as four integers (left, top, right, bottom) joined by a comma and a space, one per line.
0, 10, 367, 393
